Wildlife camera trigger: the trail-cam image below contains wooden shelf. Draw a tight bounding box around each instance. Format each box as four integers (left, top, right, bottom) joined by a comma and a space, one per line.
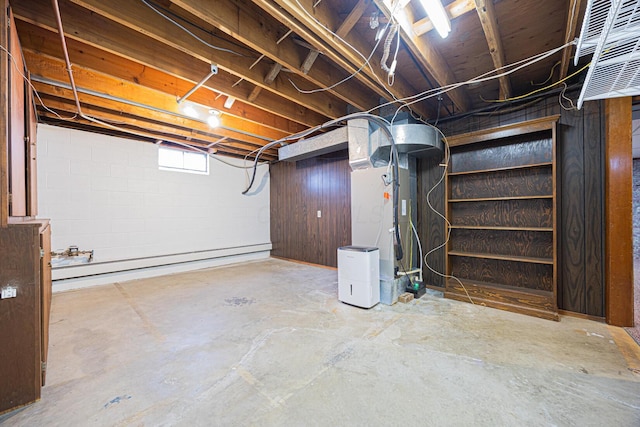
446, 277, 553, 298
449, 225, 553, 232
448, 162, 552, 177
445, 278, 558, 321
445, 116, 559, 320
448, 251, 553, 265
448, 195, 552, 203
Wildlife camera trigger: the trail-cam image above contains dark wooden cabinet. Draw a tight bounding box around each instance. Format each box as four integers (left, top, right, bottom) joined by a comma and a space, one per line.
0, 2, 52, 414
0, 219, 51, 414
445, 116, 559, 320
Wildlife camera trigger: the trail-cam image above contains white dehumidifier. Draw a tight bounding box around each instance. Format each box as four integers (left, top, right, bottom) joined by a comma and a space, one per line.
337, 246, 380, 308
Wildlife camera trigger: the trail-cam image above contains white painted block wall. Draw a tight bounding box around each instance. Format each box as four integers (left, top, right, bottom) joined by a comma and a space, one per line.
37, 124, 271, 288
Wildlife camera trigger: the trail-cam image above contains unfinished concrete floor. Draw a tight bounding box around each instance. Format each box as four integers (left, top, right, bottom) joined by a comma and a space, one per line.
1, 258, 639, 426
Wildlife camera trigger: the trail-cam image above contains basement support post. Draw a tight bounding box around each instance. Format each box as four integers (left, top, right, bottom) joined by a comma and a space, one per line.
605, 97, 634, 327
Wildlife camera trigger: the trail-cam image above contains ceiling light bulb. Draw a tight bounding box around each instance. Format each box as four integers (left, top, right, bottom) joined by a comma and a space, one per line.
182, 103, 199, 119
207, 112, 221, 128
418, 0, 451, 38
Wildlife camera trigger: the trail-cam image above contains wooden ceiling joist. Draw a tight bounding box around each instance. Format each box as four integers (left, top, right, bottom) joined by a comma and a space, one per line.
251, 0, 435, 119
300, 49, 321, 75
474, 0, 511, 99
32, 81, 276, 149
18, 23, 304, 136
168, 0, 379, 113
559, 0, 584, 80
25, 52, 279, 146
13, 1, 329, 128
37, 108, 278, 161
336, 0, 370, 39
66, 0, 350, 119
375, 0, 470, 113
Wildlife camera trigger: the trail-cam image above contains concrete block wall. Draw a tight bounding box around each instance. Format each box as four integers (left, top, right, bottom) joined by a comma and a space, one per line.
37, 124, 270, 287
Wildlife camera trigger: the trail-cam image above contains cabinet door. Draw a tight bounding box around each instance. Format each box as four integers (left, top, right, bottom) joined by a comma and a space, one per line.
40, 223, 52, 386
0, 226, 41, 414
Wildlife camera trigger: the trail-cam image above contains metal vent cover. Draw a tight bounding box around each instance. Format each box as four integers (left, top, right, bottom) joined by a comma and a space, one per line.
575, 0, 640, 108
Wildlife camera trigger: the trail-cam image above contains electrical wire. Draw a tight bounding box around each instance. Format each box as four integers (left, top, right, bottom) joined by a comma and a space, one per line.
380, 23, 399, 81
421, 125, 475, 304
289, 0, 404, 106
559, 82, 578, 111
410, 220, 423, 283
481, 60, 591, 103
531, 61, 560, 86
49, 0, 261, 171
0, 44, 76, 120
380, 40, 577, 125
140, 0, 249, 57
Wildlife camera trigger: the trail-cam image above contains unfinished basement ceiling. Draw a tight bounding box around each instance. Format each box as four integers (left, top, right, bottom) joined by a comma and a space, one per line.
13, 0, 588, 159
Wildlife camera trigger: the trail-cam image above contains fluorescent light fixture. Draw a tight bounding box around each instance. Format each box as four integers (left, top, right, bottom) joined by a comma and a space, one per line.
207, 110, 221, 128
418, 0, 451, 38
223, 96, 236, 109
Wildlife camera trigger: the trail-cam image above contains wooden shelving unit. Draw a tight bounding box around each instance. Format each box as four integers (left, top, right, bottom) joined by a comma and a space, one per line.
445, 116, 560, 320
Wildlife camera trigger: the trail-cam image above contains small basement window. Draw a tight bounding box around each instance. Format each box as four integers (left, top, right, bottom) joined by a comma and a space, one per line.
158, 146, 209, 175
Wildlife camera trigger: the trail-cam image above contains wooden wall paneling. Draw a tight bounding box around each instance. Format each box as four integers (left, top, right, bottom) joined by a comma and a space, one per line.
604, 97, 634, 327
301, 159, 318, 265
0, 0, 8, 226
583, 100, 605, 317
270, 151, 351, 267
558, 107, 585, 313
417, 155, 446, 288
8, 8, 26, 216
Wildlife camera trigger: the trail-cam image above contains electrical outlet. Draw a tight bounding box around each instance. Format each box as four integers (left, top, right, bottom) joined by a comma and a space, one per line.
1, 287, 17, 299
317, 210, 322, 218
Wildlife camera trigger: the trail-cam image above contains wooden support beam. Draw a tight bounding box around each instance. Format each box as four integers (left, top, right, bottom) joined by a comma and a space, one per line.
559, 0, 584, 80
335, 0, 369, 39
413, 0, 475, 37
300, 50, 320, 75
23, 51, 283, 145
13, 0, 329, 127
248, 86, 263, 102
374, 0, 470, 113
264, 63, 283, 85
32, 81, 273, 148
251, 0, 435, 118
17, 22, 304, 135
166, 0, 378, 112
474, 0, 511, 99
65, 0, 353, 117
604, 97, 634, 327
